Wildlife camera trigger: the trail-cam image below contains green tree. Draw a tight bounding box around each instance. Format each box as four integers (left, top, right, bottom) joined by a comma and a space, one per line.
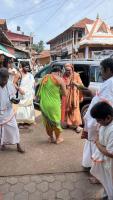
32, 40, 44, 53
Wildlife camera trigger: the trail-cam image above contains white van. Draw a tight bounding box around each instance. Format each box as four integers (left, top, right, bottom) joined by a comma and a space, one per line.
34, 59, 103, 117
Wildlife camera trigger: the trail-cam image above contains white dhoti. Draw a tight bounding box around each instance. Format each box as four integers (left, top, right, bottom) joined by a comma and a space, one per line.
16, 73, 35, 124
90, 122, 113, 200
0, 115, 20, 145
91, 161, 113, 200
0, 80, 20, 146
82, 77, 113, 167
16, 103, 35, 124
82, 140, 96, 168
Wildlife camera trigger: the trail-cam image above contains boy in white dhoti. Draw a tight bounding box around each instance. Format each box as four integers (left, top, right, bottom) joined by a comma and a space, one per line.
0, 68, 24, 153
82, 58, 113, 168
90, 102, 113, 200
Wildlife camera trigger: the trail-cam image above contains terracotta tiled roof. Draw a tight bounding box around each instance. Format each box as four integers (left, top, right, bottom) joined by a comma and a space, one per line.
47, 18, 94, 44
79, 17, 113, 46
72, 18, 94, 28
37, 50, 50, 58
0, 19, 6, 25
5, 31, 30, 42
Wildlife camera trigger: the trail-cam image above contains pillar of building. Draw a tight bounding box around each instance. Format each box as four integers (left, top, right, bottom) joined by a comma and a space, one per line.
75, 31, 78, 45
71, 30, 75, 59
85, 46, 89, 59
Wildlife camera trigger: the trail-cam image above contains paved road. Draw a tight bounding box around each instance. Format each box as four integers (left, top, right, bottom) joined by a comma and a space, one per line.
0, 172, 102, 200
0, 114, 103, 199
0, 116, 84, 176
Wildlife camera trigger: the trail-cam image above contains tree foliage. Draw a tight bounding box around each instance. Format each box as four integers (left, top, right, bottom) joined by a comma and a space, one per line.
32, 40, 44, 53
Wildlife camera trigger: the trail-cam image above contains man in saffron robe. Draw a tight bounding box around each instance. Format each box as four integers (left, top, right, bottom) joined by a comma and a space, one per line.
61, 63, 84, 133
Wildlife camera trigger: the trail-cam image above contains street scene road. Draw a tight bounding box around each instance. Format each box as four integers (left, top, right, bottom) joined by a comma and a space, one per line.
0, 114, 102, 200
1, 0, 113, 199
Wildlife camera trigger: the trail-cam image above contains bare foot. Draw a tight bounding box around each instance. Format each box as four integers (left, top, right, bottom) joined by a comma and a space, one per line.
56, 136, 64, 144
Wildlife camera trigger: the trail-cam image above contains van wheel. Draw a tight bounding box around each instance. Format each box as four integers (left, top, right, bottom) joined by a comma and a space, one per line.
81, 104, 89, 120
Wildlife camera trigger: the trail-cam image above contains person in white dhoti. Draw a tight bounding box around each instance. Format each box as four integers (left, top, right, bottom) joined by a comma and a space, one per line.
82, 58, 113, 169
90, 102, 113, 200
14, 62, 35, 128
0, 67, 24, 153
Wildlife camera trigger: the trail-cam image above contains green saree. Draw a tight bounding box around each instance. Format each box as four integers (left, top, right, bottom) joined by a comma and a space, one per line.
38, 75, 61, 129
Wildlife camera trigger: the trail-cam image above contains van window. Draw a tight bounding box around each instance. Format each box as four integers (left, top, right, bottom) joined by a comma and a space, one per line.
90, 66, 102, 83
73, 64, 90, 87
52, 64, 64, 70
39, 67, 51, 78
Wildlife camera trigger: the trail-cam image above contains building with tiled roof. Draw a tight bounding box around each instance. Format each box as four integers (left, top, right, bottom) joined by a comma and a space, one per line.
72, 18, 94, 28
0, 19, 32, 59
79, 16, 113, 59
36, 50, 50, 65
5, 30, 32, 52
47, 18, 94, 60
0, 18, 33, 58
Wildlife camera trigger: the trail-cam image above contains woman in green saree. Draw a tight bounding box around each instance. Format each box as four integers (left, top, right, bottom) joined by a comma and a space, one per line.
38, 67, 66, 144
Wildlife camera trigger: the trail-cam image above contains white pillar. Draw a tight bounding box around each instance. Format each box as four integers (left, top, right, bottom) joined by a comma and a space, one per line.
85, 46, 89, 59
75, 31, 78, 45
71, 30, 75, 59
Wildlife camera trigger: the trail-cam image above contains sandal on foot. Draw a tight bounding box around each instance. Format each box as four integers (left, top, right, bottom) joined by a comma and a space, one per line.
75, 126, 83, 133
17, 147, 25, 153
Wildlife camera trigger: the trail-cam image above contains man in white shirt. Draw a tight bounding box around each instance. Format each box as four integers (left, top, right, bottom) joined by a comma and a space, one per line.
0, 67, 24, 153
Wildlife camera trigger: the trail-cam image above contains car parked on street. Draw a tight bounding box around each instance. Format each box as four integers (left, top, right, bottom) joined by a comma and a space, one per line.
34, 59, 103, 118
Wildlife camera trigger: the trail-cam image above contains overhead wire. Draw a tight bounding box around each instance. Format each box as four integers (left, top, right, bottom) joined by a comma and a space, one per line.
7, 0, 59, 21
46, 0, 106, 41
66, 0, 105, 27
6, 0, 48, 20
34, 0, 67, 32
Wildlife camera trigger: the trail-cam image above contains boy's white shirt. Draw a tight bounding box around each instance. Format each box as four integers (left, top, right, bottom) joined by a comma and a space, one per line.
84, 76, 113, 141
92, 120, 113, 169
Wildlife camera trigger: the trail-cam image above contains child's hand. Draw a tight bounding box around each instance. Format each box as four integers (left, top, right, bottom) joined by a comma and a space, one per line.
95, 135, 100, 146
94, 134, 99, 143
81, 130, 88, 139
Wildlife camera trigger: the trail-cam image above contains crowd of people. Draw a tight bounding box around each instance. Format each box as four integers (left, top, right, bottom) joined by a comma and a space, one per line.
0, 53, 113, 199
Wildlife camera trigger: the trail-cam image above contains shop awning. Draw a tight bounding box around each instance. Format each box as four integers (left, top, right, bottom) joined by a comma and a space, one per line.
0, 44, 15, 58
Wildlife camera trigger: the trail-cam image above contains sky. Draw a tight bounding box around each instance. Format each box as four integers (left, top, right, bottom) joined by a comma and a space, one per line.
1, 0, 113, 48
